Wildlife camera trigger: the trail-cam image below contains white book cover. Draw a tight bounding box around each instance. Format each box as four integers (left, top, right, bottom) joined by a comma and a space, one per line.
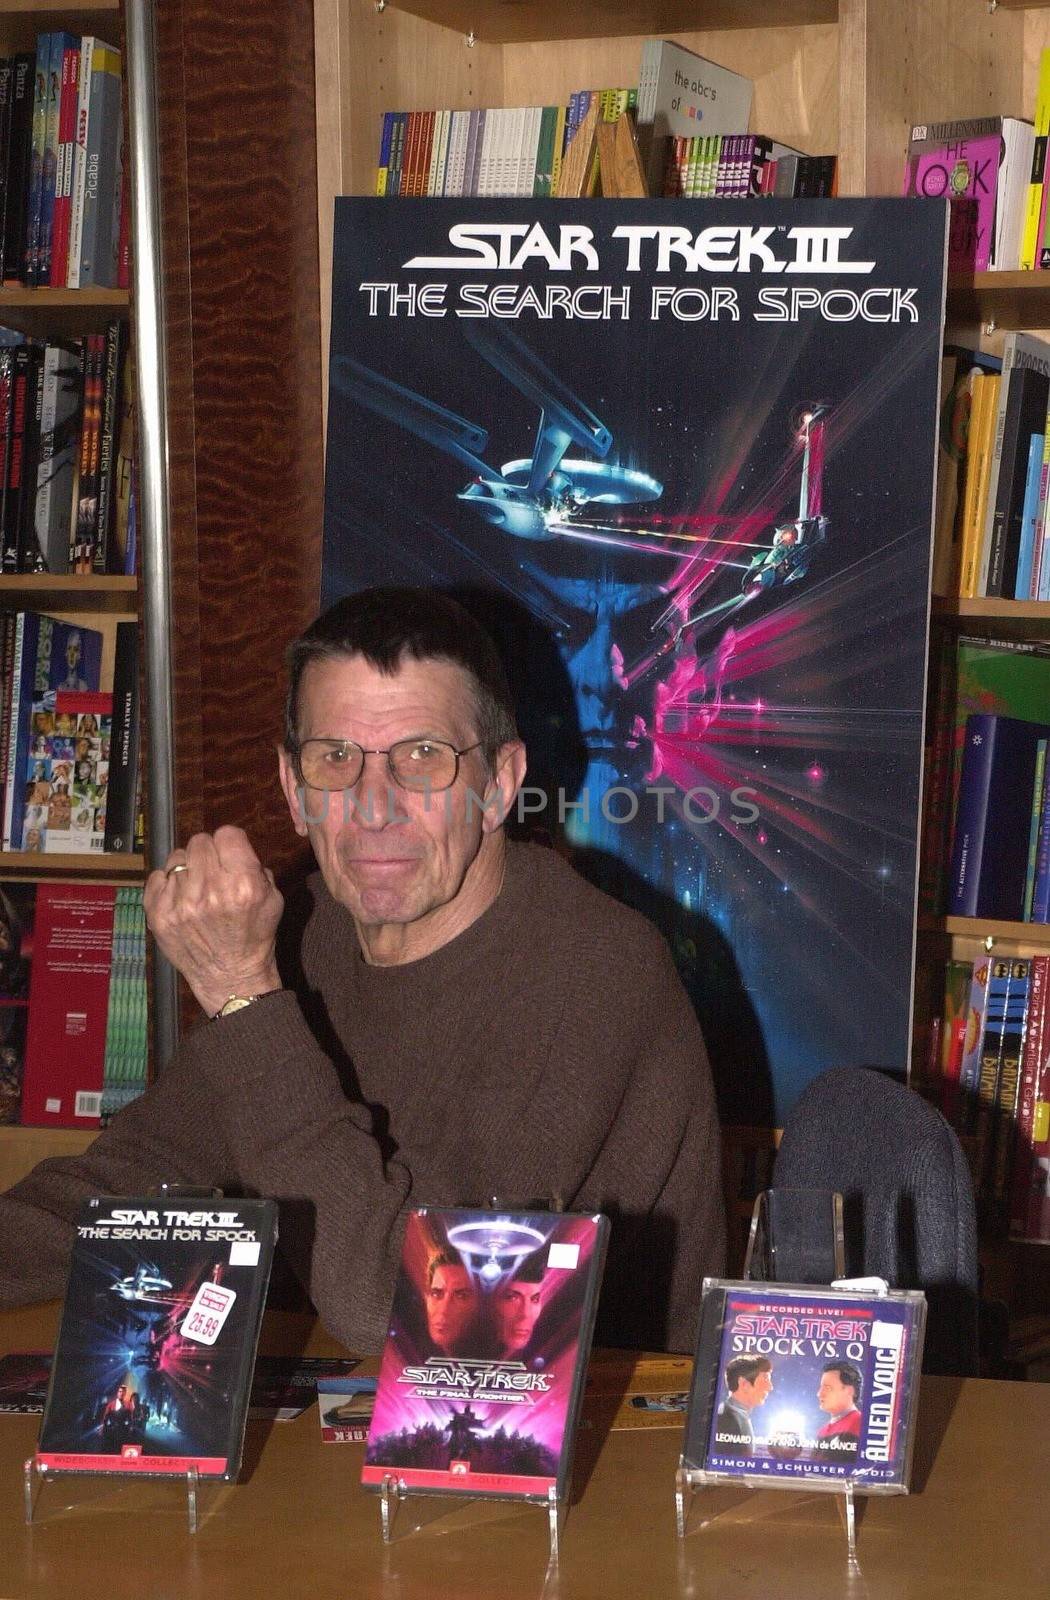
994, 116, 1034, 272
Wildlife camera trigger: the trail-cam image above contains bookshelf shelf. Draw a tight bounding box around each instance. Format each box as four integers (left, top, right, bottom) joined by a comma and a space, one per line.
0, 288, 126, 306
376, 1, 838, 46
0, 851, 144, 880
930, 597, 1050, 638
0, 575, 137, 612
948, 271, 1050, 331
937, 915, 1050, 948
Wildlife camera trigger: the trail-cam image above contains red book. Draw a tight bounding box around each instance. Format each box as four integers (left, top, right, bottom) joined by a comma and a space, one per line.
18, 883, 114, 1128
49, 43, 80, 287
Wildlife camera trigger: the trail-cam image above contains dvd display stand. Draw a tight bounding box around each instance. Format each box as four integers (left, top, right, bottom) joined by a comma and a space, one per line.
23, 1455, 213, 1534
675, 1194, 926, 1563
743, 1187, 846, 1285
362, 1205, 610, 1568
377, 1475, 564, 1565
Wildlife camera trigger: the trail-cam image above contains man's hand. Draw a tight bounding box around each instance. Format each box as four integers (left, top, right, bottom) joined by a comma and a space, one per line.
144, 826, 284, 1017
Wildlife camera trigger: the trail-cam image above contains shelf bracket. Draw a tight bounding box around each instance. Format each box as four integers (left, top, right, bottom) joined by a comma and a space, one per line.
465, 31, 476, 47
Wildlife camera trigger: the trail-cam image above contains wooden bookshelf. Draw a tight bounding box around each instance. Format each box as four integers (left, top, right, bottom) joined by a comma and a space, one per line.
0, 851, 144, 879
931, 596, 1050, 638
373, 1, 838, 46
938, 916, 1050, 949
0, 575, 137, 612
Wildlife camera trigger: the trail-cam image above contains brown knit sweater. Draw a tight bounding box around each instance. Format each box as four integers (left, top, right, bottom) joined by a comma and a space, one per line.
0, 842, 724, 1352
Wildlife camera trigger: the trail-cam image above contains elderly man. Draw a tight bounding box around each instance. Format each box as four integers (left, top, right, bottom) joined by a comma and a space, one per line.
0, 587, 724, 1352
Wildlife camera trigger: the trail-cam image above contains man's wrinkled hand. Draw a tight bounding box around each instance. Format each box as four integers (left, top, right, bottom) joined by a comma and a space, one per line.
144, 826, 284, 1017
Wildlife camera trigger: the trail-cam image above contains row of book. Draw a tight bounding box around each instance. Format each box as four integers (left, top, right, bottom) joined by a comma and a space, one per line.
922, 952, 1050, 1242
922, 635, 1050, 920
376, 90, 635, 200
0, 882, 146, 1130
0, 35, 126, 290
0, 610, 140, 858
932, 336, 1050, 601
0, 320, 134, 576
663, 137, 837, 201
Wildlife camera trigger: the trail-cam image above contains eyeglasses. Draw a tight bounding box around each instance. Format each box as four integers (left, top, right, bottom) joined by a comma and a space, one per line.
293, 737, 483, 793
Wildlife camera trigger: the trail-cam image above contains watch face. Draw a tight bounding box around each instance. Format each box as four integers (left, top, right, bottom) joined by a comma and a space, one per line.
219, 996, 255, 1017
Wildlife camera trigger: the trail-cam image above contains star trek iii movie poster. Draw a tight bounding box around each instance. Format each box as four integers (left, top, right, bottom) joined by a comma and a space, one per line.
362, 1207, 608, 1499
37, 1196, 277, 1477
321, 198, 948, 1122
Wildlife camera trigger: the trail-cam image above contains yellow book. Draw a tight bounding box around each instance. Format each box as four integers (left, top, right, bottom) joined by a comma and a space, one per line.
1022, 48, 1050, 269
958, 371, 997, 597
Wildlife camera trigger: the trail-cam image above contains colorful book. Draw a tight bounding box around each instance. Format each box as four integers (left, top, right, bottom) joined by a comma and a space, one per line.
362, 1206, 608, 1501
904, 117, 1004, 271
18, 882, 115, 1126
3, 611, 103, 851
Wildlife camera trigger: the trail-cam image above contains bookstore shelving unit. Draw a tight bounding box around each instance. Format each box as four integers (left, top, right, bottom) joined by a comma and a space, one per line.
312, 0, 1050, 1306
0, 0, 165, 1189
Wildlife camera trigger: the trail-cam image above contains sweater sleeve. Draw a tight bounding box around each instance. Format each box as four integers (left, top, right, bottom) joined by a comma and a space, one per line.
0, 1045, 236, 1310
174, 992, 412, 1353
568, 934, 726, 1354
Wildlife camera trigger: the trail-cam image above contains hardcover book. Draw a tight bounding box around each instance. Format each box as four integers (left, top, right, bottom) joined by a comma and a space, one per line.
683, 1280, 926, 1492
362, 1206, 608, 1500
903, 118, 1002, 270
949, 713, 1050, 920
636, 39, 753, 193
18, 882, 115, 1127
37, 1195, 277, 1478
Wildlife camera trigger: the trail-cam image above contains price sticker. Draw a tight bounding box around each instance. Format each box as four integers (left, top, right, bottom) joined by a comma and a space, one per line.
180, 1281, 237, 1346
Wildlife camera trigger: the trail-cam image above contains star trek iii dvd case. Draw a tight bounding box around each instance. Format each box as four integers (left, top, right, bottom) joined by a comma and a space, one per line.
362, 1206, 609, 1500
37, 1195, 278, 1478
683, 1280, 927, 1494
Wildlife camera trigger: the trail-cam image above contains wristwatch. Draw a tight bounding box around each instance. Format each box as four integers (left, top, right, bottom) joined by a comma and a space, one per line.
212, 994, 264, 1021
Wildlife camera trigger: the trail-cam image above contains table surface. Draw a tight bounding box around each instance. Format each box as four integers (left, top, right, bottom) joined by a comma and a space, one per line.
0, 1303, 1043, 1600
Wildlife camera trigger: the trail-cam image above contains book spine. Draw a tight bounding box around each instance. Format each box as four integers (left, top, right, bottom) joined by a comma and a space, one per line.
958, 954, 993, 1110
960, 372, 999, 597
49, 42, 79, 286
0, 60, 14, 281
65, 37, 94, 286
988, 960, 1030, 1208
16, 348, 44, 571
375, 109, 393, 194
92, 320, 124, 574
2, 350, 29, 573
69, 337, 98, 571
973, 958, 1011, 1160
948, 713, 997, 916
24, 35, 51, 287
3, 55, 33, 283
1011, 954, 1048, 1233
1, 611, 24, 849
1033, 755, 1050, 922
104, 619, 139, 853
37, 32, 68, 288
1025, 50, 1050, 268
1024, 739, 1048, 920
79, 45, 121, 286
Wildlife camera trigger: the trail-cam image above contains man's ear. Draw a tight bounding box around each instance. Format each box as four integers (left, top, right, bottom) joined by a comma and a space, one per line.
482, 740, 527, 835
277, 745, 310, 838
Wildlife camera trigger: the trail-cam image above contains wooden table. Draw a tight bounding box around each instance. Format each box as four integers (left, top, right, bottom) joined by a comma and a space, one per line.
0, 1303, 1043, 1600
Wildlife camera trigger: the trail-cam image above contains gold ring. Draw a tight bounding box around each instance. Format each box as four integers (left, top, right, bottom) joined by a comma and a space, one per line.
165, 863, 190, 878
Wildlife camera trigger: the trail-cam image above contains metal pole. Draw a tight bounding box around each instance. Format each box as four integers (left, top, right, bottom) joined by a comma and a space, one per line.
124, 0, 180, 1070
